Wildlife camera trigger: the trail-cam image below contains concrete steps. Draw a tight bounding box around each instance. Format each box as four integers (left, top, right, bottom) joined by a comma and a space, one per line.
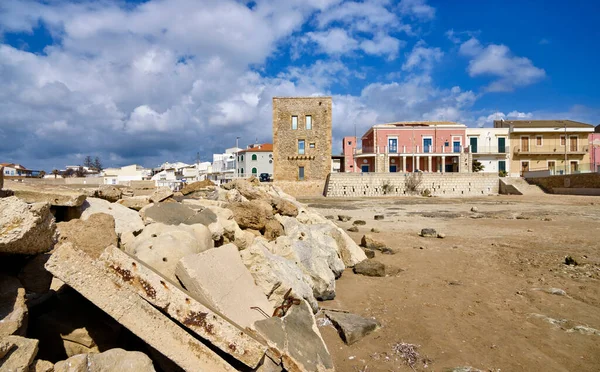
500, 177, 545, 195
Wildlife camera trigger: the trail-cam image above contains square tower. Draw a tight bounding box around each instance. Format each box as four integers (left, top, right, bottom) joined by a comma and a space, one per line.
272, 97, 332, 181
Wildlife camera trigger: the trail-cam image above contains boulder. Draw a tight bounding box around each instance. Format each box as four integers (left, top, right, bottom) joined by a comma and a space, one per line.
374, 214, 384, 220
254, 299, 334, 372
264, 219, 285, 241
353, 220, 366, 226
0, 336, 39, 371
140, 202, 217, 226
347, 226, 358, 232
117, 195, 150, 211
360, 234, 387, 251
18, 254, 53, 294
0, 275, 28, 337
224, 189, 248, 203
54, 348, 155, 372
182, 198, 228, 209
95, 185, 123, 203
0, 197, 56, 255
323, 310, 381, 345
180, 179, 216, 195
222, 179, 267, 201
57, 213, 118, 259
370, 227, 380, 233
271, 197, 298, 217
228, 201, 272, 231
295, 211, 329, 225
420, 228, 437, 238
122, 223, 213, 281
176, 244, 275, 328
338, 215, 352, 222
323, 226, 367, 267
30, 359, 54, 372
80, 198, 144, 237
11, 185, 86, 207
353, 260, 386, 277
149, 187, 173, 203
240, 238, 318, 312
363, 249, 375, 259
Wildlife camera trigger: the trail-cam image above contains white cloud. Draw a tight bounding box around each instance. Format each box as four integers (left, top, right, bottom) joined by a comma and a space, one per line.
305, 28, 359, 55
398, 0, 435, 21
360, 32, 404, 60
459, 37, 546, 92
402, 40, 443, 71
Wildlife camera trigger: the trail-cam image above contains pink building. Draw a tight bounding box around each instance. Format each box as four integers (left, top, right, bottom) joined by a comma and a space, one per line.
346, 121, 470, 173
590, 127, 600, 172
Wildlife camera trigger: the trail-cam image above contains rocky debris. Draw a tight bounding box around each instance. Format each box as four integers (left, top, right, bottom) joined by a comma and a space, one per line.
117, 195, 150, 211
222, 178, 267, 201
180, 179, 216, 195
565, 256, 578, 266
101, 246, 267, 368
437, 233, 446, 239
360, 234, 386, 251
0, 336, 39, 371
338, 215, 352, 222
0, 197, 56, 255
325, 215, 335, 220
420, 228, 437, 238
80, 197, 144, 237
470, 206, 479, 212
94, 185, 123, 202
53, 348, 156, 372
121, 222, 213, 281
229, 200, 273, 231
353, 260, 386, 277
353, 220, 366, 226
18, 254, 53, 295
11, 185, 86, 207
45, 243, 236, 371
254, 299, 334, 372
324, 310, 381, 345
0, 275, 28, 337
57, 213, 118, 259
240, 238, 318, 312
30, 359, 54, 372
271, 197, 299, 217
149, 187, 174, 203
323, 226, 367, 267
347, 226, 358, 232
532, 287, 567, 296
567, 325, 600, 336
176, 244, 275, 329
364, 249, 375, 259
264, 219, 285, 241
381, 247, 396, 255
374, 214, 384, 220
370, 227, 380, 233
140, 202, 217, 226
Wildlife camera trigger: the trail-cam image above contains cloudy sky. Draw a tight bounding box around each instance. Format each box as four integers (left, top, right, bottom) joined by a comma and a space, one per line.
1, 0, 599, 171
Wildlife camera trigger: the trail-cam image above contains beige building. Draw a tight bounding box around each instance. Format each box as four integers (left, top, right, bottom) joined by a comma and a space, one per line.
272, 97, 332, 182
494, 120, 595, 176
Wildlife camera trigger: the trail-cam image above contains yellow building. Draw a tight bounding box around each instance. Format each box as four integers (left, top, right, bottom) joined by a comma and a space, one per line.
494, 120, 595, 176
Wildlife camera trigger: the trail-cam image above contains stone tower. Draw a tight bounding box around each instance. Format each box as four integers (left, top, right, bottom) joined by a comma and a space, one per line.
272, 97, 332, 182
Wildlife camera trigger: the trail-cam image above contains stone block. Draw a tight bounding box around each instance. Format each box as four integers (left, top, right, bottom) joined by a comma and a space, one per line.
0, 275, 28, 337
0, 197, 56, 255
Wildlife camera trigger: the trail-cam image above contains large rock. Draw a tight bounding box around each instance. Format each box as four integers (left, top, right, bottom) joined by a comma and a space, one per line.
254, 299, 334, 372
11, 185, 86, 207
323, 310, 381, 345
240, 238, 318, 312
95, 185, 123, 202
353, 260, 386, 277
228, 201, 272, 231
149, 186, 173, 203
45, 243, 236, 371
0, 197, 56, 255
30, 359, 54, 372
420, 228, 438, 238
140, 202, 217, 226
176, 244, 275, 329
0, 336, 39, 372
271, 197, 298, 217
325, 227, 367, 267
360, 234, 387, 251
117, 195, 151, 211
80, 197, 144, 237
54, 348, 156, 372
181, 179, 216, 195
122, 223, 213, 281
57, 213, 118, 259
222, 179, 267, 201
264, 219, 285, 241
18, 254, 53, 294
0, 275, 28, 337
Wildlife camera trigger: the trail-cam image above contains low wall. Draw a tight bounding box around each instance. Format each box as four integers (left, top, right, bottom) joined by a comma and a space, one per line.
12, 177, 104, 186
553, 188, 600, 196
274, 180, 326, 198
527, 173, 600, 193
326, 173, 499, 197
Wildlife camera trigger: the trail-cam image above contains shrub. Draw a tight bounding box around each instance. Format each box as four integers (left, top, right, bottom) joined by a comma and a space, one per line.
406, 172, 423, 194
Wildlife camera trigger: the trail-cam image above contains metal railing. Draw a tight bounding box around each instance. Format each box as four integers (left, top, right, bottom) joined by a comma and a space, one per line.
513, 145, 589, 154
356, 144, 466, 155
465, 145, 507, 154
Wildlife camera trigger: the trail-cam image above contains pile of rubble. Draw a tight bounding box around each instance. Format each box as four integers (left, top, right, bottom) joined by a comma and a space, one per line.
0, 175, 376, 371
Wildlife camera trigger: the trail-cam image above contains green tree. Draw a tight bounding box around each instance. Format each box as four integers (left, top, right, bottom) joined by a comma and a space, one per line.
75, 166, 86, 177
93, 157, 103, 171
472, 160, 484, 173
62, 168, 74, 178
83, 155, 93, 169
51, 169, 59, 178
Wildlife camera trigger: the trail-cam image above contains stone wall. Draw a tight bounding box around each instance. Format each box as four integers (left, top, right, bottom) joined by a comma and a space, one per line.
325, 173, 499, 197
527, 173, 600, 193
272, 97, 332, 182
274, 180, 326, 198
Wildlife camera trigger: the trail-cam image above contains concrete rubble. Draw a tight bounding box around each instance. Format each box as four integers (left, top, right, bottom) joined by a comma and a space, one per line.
0, 177, 370, 371
323, 310, 381, 345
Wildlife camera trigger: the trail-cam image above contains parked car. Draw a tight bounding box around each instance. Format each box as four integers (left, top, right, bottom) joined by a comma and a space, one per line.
259, 173, 271, 182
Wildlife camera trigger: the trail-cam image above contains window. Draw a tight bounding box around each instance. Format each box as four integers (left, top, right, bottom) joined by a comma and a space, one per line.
298, 140, 305, 155
292, 116, 298, 130
536, 135, 543, 146
560, 135, 566, 146
305, 115, 312, 130
298, 166, 305, 181
241, 155, 244, 161
241, 168, 244, 175
347, 141, 352, 145
251, 154, 257, 161
309, 143, 315, 148
252, 167, 257, 175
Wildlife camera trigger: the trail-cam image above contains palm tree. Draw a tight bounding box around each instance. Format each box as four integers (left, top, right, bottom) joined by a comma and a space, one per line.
51, 169, 59, 179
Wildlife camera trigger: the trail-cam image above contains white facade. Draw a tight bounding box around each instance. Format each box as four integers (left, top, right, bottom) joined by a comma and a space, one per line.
236, 145, 273, 178
466, 128, 510, 174
103, 164, 152, 185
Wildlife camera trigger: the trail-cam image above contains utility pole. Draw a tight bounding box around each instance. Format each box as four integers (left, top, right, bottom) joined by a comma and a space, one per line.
564, 121, 568, 174
236, 136, 240, 149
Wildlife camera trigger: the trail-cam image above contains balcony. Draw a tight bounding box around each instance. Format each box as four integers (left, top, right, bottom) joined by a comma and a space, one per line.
465, 145, 508, 154
355, 145, 466, 156
513, 145, 588, 155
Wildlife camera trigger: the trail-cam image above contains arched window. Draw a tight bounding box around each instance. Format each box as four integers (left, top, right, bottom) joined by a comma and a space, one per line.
252, 154, 257, 161
252, 167, 257, 175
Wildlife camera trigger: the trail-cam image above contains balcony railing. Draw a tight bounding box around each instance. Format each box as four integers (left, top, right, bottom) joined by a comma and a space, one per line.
465, 145, 508, 154
356, 144, 466, 155
513, 145, 589, 155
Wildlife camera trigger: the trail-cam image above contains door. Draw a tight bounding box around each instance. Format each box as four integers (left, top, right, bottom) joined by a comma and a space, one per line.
389, 165, 397, 173
361, 165, 369, 173
470, 137, 478, 153
453, 141, 461, 153
388, 138, 398, 153
498, 137, 506, 153
498, 160, 506, 172
423, 138, 432, 153
521, 137, 529, 152
548, 161, 556, 175
298, 166, 305, 180
521, 161, 529, 176
569, 136, 577, 152
570, 161, 579, 173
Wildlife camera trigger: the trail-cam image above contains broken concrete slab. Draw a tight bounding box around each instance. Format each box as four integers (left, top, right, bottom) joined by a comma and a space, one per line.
360, 234, 386, 251
176, 244, 275, 329
0, 336, 39, 372
80, 197, 144, 237
10, 184, 86, 207
181, 180, 216, 195
0, 197, 56, 255
254, 299, 334, 372
0, 275, 28, 337
57, 213, 118, 259
94, 185, 123, 203
117, 195, 150, 211
149, 187, 173, 203
53, 348, 156, 372
30, 359, 54, 372
323, 310, 381, 345
100, 245, 267, 369
353, 260, 386, 277
140, 202, 217, 226
44, 243, 236, 372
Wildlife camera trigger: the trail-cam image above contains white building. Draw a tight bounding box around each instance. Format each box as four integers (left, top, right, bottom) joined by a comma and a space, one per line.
103, 164, 152, 185
465, 128, 511, 174
236, 144, 273, 178
209, 147, 242, 185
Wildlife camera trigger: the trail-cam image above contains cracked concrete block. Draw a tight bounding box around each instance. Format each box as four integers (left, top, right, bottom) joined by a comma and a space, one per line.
0, 336, 39, 372
44, 243, 235, 372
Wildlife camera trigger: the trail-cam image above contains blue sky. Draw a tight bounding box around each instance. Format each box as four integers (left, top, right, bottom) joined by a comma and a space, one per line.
0, 0, 598, 171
